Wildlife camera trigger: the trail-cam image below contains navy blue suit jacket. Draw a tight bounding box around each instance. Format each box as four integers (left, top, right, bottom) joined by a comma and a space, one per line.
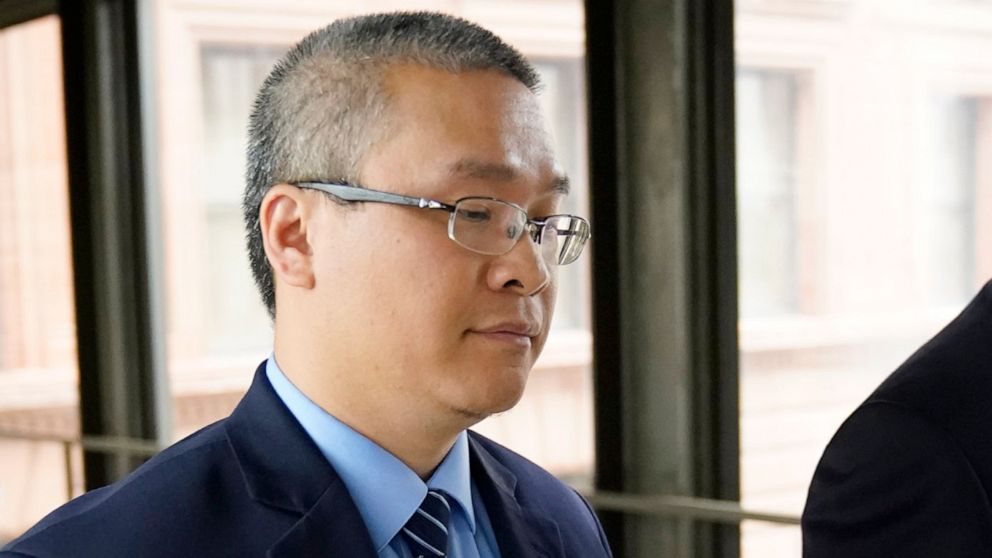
2, 364, 612, 557
802, 281, 992, 556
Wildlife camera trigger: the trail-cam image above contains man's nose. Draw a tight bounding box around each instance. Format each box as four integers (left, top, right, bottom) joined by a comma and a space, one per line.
486, 234, 552, 296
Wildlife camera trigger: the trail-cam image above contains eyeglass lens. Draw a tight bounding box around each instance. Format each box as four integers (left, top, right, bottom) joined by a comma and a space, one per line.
543, 215, 588, 265
448, 198, 588, 265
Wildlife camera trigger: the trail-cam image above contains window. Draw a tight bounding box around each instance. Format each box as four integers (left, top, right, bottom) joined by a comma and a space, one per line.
918, 95, 985, 306
0, 15, 81, 544
198, 45, 282, 357
737, 2, 992, 555
736, 68, 801, 318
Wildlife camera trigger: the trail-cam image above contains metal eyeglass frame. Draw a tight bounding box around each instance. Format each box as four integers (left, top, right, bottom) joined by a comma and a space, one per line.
292, 180, 590, 265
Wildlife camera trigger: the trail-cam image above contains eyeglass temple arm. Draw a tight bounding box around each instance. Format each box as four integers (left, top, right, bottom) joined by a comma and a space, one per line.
295, 182, 455, 212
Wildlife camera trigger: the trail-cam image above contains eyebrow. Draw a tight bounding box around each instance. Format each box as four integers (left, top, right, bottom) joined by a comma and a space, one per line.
447, 159, 570, 196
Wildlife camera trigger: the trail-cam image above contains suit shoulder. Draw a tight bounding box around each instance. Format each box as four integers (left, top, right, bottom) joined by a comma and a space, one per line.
467, 432, 613, 556
468, 430, 578, 496
468, 432, 607, 525
803, 400, 992, 557
3, 420, 241, 556
808, 401, 978, 498
871, 292, 992, 412
96, 418, 235, 500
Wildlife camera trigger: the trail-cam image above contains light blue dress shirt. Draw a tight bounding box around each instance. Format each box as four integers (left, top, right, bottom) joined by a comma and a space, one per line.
266, 356, 501, 558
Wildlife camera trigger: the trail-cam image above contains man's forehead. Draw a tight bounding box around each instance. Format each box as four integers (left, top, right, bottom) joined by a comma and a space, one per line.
382, 64, 542, 123
447, 158, 570, 195
368, 65, 566, 197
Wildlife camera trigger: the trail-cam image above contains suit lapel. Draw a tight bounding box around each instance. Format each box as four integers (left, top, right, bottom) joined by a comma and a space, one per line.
225, 363, 377, 558
267, 478, 377, 558
469, 434, 564, 558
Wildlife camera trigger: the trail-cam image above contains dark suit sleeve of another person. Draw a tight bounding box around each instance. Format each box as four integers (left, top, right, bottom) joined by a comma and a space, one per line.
802, 399, 992, 557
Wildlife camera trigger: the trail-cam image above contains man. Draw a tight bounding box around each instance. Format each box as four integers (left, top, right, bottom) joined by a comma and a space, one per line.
2, 12, 611, 558
803, 280, 992, 556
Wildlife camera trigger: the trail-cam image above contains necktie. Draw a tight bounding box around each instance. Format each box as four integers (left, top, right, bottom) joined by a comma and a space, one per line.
402, 489, 452, 557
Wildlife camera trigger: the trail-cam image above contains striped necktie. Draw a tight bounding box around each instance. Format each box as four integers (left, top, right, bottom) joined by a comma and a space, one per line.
402, 489, 452, 557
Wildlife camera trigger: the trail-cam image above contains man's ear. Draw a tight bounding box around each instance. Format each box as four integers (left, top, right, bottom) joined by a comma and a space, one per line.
260, 183, 316, 289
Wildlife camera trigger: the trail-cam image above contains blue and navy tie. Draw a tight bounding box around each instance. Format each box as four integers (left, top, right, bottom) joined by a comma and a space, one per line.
402, 490, 452, 557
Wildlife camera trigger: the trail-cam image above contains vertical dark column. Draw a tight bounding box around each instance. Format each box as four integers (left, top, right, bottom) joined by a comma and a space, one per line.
585, 0, 626, 555
59, 0, 169, 489
686, 0, 741, 556
585, 0, 740, 556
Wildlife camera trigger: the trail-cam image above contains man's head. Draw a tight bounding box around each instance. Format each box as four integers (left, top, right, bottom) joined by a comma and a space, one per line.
244, 12, 541, 316
244, 12, 579, 431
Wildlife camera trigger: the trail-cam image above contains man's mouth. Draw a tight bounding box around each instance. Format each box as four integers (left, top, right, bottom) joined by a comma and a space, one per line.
468, 320, 541, 347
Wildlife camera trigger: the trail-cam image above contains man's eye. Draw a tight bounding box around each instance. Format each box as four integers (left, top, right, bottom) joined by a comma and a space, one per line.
458, 208, 491, 223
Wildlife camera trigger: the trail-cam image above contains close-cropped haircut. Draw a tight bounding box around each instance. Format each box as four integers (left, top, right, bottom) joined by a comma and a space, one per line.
243, 11, 541, 318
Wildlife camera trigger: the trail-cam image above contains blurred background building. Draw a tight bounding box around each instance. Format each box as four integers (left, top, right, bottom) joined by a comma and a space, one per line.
1, 0, 990, 556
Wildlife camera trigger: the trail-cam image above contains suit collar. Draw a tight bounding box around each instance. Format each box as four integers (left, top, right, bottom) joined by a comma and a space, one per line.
225, 363, 377, 558
225, 363, 564, 558
468, 433, 564, 558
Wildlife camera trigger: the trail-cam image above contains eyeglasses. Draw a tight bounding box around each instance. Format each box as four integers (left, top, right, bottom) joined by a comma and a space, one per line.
293, 181, 591, 266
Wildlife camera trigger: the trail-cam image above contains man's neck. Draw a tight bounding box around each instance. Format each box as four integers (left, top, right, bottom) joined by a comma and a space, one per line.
271, 347, 467, 479
325, 400, 461, 479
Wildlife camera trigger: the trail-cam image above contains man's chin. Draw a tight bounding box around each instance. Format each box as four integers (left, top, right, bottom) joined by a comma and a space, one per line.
452, 406, 492, 425
451, 387, 527, 425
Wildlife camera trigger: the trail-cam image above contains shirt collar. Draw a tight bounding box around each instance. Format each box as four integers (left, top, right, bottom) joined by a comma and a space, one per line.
265, 355, 476, 552
427, 427, 475, 530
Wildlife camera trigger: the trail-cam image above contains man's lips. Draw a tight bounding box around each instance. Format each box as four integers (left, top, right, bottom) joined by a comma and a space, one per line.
468, 321, 542, 346
470, 321, 542, 337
